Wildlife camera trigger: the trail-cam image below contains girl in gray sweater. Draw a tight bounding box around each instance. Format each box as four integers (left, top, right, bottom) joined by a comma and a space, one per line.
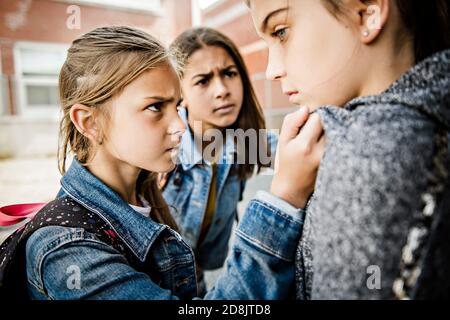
246, 0, 450, 299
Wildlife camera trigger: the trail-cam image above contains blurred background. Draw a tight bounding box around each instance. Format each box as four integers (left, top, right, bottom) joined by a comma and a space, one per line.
0, 0, 295, 285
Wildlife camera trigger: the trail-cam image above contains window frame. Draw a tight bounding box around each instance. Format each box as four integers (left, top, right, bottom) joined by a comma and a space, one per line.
55, 0, 164, 15
13, 41, 69, 118
198, 0, 224, 11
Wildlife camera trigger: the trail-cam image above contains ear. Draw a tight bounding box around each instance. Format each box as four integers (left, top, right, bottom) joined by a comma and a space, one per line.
357, 0, 390, 44
69, 104, 102, 144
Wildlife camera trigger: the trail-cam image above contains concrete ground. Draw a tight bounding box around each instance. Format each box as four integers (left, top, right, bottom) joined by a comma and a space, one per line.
0, 156, 61, 243
0, 156, 273, 289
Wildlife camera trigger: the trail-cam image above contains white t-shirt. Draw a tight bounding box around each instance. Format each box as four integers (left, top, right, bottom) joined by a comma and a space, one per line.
129, 195, 151, 218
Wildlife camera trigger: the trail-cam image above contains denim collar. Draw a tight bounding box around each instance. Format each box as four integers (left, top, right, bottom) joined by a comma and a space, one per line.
178, 107, 236, 171
60, 159, 167, 262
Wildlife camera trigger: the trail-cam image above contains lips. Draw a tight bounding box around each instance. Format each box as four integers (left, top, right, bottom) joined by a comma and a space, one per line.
166, 144, 181, 152
284, 91, 301, 104
214, 104, 235, 113
284, 91, 299, 97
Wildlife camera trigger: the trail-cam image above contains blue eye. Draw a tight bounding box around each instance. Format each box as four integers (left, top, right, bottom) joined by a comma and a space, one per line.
272, 28, 289, 42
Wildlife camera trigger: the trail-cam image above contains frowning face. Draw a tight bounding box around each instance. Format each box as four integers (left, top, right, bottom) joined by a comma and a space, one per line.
104, 63, 186, 173
181, 45, 244, 132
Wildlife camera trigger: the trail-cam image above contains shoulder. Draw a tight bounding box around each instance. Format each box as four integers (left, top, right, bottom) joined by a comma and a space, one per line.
317, 103, 438, 201
26, 226, 100, 261
25, 226, 119, 293
319, 103, 436, 165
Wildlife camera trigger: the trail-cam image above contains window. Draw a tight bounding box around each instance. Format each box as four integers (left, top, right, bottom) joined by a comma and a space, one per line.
0, 75, 9, 117
57, 0, 163, 14
14, 42, 68, 117
198, 0, 223, 10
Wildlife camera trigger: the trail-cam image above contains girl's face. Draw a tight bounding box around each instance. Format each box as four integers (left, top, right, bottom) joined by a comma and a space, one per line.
249, 0, 366, 109
103, 63, 185, 173
181, 45, 244, 132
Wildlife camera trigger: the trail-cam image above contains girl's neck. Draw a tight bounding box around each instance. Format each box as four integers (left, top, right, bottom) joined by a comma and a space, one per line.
86, 150, 141, 206
358, 42, 415, 98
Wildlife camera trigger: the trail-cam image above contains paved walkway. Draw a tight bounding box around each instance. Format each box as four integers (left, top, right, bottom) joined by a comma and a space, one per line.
0, 156, 61, 243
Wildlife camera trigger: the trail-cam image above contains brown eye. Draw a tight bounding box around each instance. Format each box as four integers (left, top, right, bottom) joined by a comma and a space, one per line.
146, 102, 163, 112
196, 78, 209, 86
225, 71, 238, 78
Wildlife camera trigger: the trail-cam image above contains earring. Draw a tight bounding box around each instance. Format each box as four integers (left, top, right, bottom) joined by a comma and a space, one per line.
362, 30, 370, 37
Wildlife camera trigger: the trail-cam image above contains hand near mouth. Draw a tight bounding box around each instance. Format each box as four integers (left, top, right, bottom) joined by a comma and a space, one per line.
270, 106, 326, 209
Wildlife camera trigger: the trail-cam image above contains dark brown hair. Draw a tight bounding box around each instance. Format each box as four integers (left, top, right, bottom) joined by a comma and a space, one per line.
170, 27, 271, 180
323, 0, 450, 63
58, 26, 178, 230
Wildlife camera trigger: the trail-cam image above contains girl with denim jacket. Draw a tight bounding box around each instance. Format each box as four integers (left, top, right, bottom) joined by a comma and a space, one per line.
22, 26, 323, 300
159, 28, 277, 294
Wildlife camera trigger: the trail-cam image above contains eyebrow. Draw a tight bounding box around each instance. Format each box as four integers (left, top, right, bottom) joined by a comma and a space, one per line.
191, 65, 238, 80
143, 96, 181, 105
260, 7, 289, 34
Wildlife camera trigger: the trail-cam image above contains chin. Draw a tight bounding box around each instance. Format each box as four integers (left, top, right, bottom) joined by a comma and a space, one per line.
158, 159, 177, 172
145, 156, 177, 173
166, 161, 177, 172
216, 115, 240, 129
165, 156, 179, 171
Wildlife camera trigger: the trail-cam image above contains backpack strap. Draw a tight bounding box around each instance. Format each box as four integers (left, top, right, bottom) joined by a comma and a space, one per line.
0, 196, 137, 300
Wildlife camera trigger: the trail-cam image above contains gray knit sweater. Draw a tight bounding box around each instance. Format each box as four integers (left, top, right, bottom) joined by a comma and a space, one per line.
295, 49, 450, 299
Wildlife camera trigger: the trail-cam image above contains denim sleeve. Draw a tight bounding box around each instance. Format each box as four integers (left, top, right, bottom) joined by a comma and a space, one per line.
268, 130, 279, 155
204, 196, 305, 299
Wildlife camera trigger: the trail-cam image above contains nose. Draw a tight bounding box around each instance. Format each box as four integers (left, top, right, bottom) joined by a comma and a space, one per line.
214, 77, 230, 100
168, 111, 186, 140
265, 47, 286, 81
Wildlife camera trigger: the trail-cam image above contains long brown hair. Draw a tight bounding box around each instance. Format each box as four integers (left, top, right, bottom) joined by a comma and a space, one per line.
170, 27, 271, 180
58, 26, 178, 230
323, 0, 450, 63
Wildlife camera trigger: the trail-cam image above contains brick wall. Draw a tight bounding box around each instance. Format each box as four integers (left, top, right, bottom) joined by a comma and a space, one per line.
0, 0, 192, 115
0, 0, 192, 157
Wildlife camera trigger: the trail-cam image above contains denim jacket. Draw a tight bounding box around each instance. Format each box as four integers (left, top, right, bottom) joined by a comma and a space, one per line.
162, 107, 278, 270
25, 158, 304, 300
